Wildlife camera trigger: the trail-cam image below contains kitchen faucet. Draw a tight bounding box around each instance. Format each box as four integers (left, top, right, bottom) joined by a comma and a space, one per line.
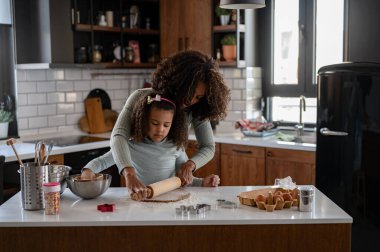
295, 95, 306, 139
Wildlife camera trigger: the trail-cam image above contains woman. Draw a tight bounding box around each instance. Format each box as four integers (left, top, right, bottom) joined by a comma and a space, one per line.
110, 50, 230, 196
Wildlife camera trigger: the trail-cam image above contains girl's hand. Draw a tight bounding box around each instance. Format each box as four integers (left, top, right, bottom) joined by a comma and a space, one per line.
202, 174, 220, 187
177, 160, 195, 186
122, 167, 148, 201
81, 168, 96, 180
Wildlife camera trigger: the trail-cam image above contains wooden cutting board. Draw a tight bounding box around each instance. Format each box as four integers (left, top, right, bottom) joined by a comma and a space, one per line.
85, 97, 107, 133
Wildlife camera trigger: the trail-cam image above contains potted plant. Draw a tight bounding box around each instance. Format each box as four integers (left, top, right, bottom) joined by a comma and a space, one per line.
220, 34, 237, 62
0, 109, 14, 138
215, 5, 231, 26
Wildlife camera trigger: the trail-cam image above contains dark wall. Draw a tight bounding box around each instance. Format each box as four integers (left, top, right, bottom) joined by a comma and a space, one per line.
346, 0, 380, 62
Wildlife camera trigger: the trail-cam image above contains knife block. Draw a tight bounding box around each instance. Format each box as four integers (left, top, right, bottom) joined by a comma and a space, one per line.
85, 97, 107, 133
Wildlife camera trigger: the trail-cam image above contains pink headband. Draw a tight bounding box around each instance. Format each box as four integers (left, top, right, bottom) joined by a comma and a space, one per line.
147, 94, 176, 110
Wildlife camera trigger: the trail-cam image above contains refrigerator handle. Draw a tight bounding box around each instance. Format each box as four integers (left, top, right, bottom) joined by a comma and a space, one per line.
320, 127, 348, 136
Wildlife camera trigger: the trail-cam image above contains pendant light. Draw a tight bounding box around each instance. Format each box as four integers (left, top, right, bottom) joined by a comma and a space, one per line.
220, 0, 266, 9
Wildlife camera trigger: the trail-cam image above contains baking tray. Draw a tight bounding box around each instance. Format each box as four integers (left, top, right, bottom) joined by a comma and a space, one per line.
241, 128, 279, 137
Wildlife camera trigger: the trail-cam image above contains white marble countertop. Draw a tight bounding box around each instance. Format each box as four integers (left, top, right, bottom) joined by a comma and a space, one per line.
1, 129, 315, 163
0, 186, 351, 227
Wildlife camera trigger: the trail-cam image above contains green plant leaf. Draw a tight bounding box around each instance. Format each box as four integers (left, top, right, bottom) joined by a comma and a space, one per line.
0, 110, 14, 123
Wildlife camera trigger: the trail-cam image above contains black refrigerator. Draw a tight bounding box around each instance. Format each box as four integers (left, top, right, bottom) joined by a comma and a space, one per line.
317, 62, 380, 251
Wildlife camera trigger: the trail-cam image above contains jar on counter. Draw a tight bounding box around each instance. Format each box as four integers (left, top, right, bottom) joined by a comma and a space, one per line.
43, 182, 60, 215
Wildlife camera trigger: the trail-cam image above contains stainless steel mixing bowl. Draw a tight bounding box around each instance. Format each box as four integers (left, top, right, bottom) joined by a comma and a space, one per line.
66, 174, 112, 199
45, 165, 71, 194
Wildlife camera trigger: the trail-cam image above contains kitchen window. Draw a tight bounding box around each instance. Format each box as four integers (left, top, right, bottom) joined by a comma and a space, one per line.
260, 0, 344, 124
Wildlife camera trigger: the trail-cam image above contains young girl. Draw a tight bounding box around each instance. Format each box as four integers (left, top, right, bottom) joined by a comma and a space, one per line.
111, 50, 230, 188
82, 91, 219, 200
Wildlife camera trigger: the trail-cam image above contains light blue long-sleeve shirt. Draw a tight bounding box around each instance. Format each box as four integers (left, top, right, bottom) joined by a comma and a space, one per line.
85, 137, 203, 186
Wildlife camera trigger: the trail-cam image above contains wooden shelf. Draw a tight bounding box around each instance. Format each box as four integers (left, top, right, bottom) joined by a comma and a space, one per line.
98, 62, 158, 68
74, 24, 159, 35
218, 60, 237, 67
213, 24, 237, 32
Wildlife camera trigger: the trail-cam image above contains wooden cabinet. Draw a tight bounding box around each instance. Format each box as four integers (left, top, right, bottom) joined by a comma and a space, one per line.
186, 141, 220, 178
160, 0, 212, 57
220, 144, 265, 186
265, 148, 316, 185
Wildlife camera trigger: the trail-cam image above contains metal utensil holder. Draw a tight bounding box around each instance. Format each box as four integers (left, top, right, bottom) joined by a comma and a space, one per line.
19, 162, 48, 210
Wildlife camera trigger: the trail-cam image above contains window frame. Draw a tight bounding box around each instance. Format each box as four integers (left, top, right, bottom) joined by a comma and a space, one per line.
260, 0, 317, 99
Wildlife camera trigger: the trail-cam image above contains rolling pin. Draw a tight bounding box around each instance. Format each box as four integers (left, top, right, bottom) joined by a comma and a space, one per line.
131, 177, 181, 200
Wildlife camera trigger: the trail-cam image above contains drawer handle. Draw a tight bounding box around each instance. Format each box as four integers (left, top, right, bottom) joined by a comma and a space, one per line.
232, 149, 252, 154
267, 151, 273, 157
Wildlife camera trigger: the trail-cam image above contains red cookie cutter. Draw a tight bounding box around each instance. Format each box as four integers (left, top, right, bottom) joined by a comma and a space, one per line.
97, 204, 116, 212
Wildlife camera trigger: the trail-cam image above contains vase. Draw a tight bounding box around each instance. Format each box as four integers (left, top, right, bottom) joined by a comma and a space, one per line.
222, 45, 236, 62
220, 15, 230, 26
0, 122, 9, 138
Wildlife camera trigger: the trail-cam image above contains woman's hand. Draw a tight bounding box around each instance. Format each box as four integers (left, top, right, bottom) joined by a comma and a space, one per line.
177, 160, 196, 186
202, 174, 220, 187
122, 167, 149, 201
81, 168, 96, 180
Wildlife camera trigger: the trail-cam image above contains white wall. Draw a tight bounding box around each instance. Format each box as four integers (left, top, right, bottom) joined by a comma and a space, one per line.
16, 67, 262, 136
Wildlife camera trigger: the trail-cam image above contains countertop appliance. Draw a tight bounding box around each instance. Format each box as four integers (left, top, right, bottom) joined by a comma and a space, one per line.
316, 62, 380, 251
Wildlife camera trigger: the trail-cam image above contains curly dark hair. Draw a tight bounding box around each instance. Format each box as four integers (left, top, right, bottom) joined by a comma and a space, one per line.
152, 50, 231, 121
130, 91, 188, 149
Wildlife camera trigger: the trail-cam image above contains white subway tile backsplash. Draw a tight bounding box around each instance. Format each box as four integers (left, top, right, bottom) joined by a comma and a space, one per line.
18, 81, 37, 93
114, 89, 129, 100
17, 94, 27, 106
16, 67, 257, 135
232, 100, 247, 111
74, 103, 85, 113
18, 106, 38, 118
46, 70, 65, 80
19, 129, 39, 136
26, 70, 46, 81
74, 80, 91, 91
48, 115, 66, 127
107, 80, 121, 89
38, 104, 57, 116
225, 111, 243, 121
64, 69, 82, 80
82, 70, 96, 80
39, 127, 59, 134
47, 93, 65, 103
57, 125, 78, 132
37, 81, 56, 92
56, 81, 74, 92
29, 116, 48, 128
66, 113, 82, 125
246, 78, 261, 89
57, 103, 74, 114
16, 70, 26, 81
91, 80, 107, 90
230, 90, 242, 100
233, 79, 246, 89
66, 92, 82, 102
17, 118, 28, 130
28, 93, 46, 105
223, 68, 242, 78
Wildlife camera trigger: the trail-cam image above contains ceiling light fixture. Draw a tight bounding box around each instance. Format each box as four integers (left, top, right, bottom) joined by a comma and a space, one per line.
220, 0, 266, 9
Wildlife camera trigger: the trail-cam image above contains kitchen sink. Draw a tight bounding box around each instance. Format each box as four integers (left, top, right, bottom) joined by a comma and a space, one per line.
275, 129, 316, 145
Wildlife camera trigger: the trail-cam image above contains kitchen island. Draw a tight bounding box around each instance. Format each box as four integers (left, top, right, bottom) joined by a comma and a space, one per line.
0, 186, 351, 251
